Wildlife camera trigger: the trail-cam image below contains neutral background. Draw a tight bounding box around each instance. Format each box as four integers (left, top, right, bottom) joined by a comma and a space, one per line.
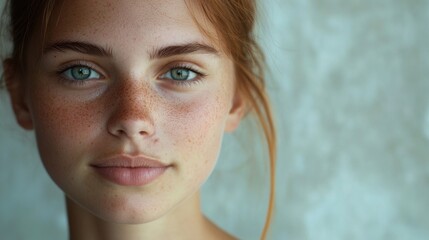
1, 0, 428, 239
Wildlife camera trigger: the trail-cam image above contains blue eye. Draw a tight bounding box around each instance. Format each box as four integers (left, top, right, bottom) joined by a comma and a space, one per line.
161, 68, 198, 81
61, 66, 101, 81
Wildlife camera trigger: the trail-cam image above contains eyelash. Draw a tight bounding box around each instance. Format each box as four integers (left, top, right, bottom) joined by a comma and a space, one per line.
161, 63, 206, 87
56, 62, 206, 87
56, 61, 101, 86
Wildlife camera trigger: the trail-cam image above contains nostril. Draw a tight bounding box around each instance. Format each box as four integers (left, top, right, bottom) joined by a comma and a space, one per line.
107, 118, 155, 138
117, 129, 126, 135
139, 131, 147, 135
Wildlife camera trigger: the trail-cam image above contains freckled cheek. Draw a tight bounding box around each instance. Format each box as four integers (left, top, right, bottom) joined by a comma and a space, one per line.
29, 92, 101, 169
163, 92, 230, 177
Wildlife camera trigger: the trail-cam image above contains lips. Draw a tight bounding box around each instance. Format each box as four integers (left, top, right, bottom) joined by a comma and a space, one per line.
91, 154, 170, 186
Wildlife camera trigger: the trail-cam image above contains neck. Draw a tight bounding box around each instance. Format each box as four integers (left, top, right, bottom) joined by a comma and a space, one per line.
66, 192, 230, 240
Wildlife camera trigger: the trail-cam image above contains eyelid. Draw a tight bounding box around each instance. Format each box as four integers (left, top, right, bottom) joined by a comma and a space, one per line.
54, 60, 107, 88
154, 62, 207, 89
57, 60, 106, 79
158, 62, 206, 79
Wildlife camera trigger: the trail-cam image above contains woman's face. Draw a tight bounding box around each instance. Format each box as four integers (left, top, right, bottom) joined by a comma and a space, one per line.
14, 0, 244, 223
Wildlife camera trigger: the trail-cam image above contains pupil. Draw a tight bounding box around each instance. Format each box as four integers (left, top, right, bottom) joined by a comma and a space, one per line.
72, 67, 90, 80
172, 69, 189, 80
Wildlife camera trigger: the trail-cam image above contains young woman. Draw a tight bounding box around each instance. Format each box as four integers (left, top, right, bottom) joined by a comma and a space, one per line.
1, 0, 276, 239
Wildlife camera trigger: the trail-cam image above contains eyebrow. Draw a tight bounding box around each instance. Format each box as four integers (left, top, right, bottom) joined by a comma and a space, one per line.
44, 41, 113, 57
149, 42, 219, 59
43, 41, 219, 59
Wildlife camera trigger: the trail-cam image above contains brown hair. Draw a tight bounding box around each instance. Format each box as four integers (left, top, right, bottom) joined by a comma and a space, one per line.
2, 0, 276, 239
186, 1, 276, 238
2, 0, 56, 71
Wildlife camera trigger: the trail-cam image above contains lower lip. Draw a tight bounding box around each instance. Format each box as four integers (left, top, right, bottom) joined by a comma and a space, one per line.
93, 166, 168, 186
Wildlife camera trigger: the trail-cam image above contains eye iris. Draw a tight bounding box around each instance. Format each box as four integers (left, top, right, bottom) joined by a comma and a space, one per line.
71, 66, 91, 80
171, 68, 189, 81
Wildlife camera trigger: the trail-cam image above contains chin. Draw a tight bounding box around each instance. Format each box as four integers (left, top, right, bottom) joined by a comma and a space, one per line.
67, 190, 170, 225
91, 198, 169, 224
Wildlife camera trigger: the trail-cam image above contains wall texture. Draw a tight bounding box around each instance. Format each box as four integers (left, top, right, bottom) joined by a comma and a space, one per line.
1, 0, 428, 239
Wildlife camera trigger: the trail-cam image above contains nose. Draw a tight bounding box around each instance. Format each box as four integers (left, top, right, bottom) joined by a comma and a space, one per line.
106, 81, 156, 139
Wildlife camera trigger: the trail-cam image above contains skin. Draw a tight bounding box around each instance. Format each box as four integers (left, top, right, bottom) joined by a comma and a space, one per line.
4, 0, 246, 239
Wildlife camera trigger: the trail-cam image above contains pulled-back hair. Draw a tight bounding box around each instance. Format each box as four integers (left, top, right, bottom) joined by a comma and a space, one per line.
2, 0, 276, 238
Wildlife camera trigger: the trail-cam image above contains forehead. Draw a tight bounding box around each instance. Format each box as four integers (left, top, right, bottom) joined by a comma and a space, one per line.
45, 0, 215, 52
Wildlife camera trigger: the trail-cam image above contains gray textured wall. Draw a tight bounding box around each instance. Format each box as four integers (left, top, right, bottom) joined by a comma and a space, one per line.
1, 0, 428, 239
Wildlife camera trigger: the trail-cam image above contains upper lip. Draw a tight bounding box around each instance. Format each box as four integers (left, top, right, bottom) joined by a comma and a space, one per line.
91, 154, 169, 168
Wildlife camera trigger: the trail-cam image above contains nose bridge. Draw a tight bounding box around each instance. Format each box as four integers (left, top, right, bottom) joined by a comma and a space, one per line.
107, 79, 156, 138
117, 81, 153, 113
